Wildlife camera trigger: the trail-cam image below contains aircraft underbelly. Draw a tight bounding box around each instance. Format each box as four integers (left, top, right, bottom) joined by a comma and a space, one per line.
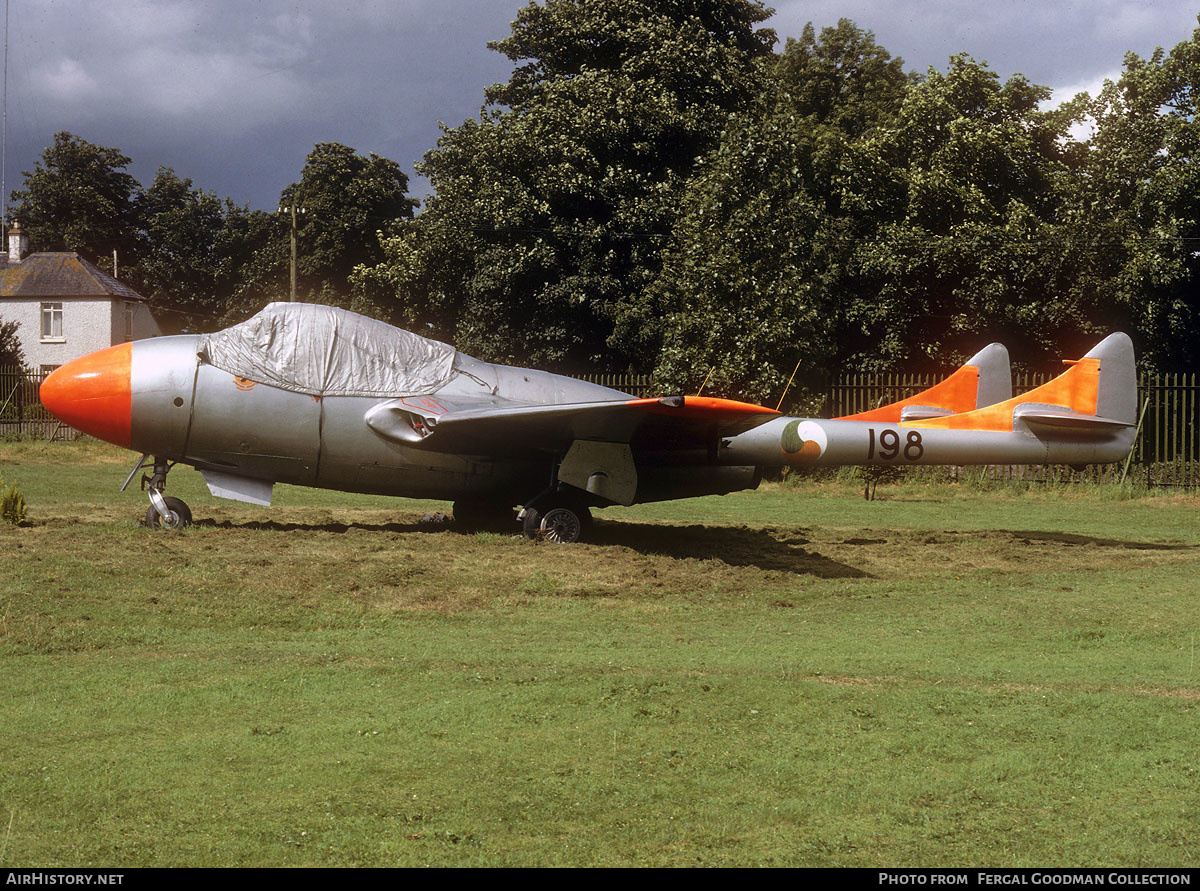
185, 365, 321, 486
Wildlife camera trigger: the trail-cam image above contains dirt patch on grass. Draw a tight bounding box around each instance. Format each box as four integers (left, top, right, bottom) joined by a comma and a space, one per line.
4, 503, 1198, 622
802, 673, 1200, 701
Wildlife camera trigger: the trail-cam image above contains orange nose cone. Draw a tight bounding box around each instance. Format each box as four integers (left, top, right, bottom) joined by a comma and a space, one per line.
40, 343, 133, 448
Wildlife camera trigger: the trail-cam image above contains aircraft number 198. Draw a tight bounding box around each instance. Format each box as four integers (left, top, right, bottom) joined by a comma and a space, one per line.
866, 428, 924, 461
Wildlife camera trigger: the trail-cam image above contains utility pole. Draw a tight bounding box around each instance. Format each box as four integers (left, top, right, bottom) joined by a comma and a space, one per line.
2, 0, 10, 231
279, 201, 306, 301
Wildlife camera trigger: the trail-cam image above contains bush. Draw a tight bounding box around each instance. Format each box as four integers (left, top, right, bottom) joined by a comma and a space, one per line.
0, 471, 27, 524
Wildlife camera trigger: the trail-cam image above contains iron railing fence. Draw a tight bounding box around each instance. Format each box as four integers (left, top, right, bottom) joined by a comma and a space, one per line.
573, 372, 656, 397
5, 365, 1199, 485
0, 366, 69, 439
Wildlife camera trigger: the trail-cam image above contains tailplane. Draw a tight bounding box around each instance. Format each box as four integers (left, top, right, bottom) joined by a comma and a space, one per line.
908, 333, 1137, 434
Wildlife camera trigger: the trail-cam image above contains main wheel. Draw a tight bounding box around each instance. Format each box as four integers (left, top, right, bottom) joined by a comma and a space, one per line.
146, 496, 192, 530
522, 502, 591, 543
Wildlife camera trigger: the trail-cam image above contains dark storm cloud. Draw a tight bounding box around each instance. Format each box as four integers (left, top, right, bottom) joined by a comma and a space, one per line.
3, 1, 1198, 211
6, 0, 516, 208
771, 0, 1198, 86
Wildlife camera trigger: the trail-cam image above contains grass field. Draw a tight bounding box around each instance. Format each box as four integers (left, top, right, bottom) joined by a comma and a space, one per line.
1, 440, 1198, 866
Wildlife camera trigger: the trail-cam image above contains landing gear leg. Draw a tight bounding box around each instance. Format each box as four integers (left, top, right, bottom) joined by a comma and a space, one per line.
138, 456, 192, 530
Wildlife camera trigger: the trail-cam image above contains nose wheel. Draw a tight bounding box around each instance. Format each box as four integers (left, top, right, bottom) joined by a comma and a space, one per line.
146, 491, 193, 529
125, 454, 193, 530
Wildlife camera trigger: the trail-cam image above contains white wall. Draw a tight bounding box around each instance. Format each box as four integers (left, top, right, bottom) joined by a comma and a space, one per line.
0, 297, 161, 369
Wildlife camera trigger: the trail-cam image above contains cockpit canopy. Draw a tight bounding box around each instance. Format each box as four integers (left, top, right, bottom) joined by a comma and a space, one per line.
197, 303, 458, 398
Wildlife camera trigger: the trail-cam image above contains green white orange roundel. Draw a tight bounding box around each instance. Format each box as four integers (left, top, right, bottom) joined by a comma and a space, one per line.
780, 419, 827, 462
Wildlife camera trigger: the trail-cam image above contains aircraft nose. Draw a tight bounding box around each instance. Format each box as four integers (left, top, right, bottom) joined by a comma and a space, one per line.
40, 343, 133, 448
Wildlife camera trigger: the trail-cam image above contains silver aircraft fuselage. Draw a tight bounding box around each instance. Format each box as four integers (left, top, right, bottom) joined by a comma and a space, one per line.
72, 332, 759, 509
39, 303, 1138, 540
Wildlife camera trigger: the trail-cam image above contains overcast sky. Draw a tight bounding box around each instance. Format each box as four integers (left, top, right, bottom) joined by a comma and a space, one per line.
3, 0, 1197, 212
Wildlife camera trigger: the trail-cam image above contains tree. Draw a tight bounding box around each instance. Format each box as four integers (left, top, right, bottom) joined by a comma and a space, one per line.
132, 167, 277, 332
355, 0, 776, 370
9, 132, 143, 267
0, 319, 25, 367
244, 143, 416, 312
845, 56, 1084, 371
1064, 24, 1200, 373
130, 168, 238, 331
649, 20, 911, 404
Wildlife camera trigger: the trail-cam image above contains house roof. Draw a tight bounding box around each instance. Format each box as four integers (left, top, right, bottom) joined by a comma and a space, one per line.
0, 252, 146, 301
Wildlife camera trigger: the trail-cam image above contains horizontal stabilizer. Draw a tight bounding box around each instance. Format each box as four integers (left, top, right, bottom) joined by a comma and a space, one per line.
908, 333, 1137, 435
1014, 404, 1132, 432
899, 405, 956, 422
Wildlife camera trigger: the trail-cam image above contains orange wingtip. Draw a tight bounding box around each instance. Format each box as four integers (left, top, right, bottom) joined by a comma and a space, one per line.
627, 396, 781, 418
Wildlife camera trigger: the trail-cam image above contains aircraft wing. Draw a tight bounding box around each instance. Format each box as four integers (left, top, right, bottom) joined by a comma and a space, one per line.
364, 394, 780, 455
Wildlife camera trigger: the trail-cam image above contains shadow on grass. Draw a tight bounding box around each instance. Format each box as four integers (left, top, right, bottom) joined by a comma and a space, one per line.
1000, 530, 1196, 550
194, 518, 434, 535
589, 520, 869, 577
191, 516, 869, 577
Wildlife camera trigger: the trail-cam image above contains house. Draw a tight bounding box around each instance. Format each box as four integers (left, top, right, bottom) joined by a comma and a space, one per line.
0, 221, 161, 371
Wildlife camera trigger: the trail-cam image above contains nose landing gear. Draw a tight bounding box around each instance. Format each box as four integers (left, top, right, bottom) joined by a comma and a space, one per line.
123, 453, 193, 529
146, 491, 193, 530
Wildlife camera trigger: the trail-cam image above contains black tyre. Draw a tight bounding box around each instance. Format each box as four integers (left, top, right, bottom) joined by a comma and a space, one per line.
522, 502, 590, 543
146, 496, 192, 530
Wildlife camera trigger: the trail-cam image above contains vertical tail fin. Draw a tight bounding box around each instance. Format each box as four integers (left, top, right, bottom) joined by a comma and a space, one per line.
837, 342, 1011, 422
910, 333, 1138, 433
1087, 332, 1138, 427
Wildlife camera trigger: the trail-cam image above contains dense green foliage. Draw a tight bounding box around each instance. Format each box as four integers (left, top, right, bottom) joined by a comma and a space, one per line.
133, 167, 275, 332
9, 137, 413, 333
0, 319, 24, 367
648, 16, 1200, 400
1065, 39, 1200, 375
355, 0, 777, 369
650, 21, 912, 403
248, 143, 418, 315
10, 132, 142, 264
8, 5, 1200, 392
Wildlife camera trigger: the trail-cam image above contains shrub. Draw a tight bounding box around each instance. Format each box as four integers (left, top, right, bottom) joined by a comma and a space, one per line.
0, 471, 27, 524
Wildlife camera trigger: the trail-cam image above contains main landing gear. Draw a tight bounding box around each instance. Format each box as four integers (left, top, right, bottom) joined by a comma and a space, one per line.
518, 492, 593, 544
123, 454, 193, 530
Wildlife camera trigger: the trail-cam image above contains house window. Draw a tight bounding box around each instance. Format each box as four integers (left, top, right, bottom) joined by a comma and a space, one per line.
41, 302, 63, 341
124, 302, 134, 341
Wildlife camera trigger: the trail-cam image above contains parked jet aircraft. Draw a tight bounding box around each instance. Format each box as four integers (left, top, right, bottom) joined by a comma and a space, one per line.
40, 303, 1137, 542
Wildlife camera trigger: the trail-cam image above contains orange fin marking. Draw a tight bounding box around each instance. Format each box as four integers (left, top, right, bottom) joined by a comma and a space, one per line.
838, 364, 980, 422
908, 358, 1100, 432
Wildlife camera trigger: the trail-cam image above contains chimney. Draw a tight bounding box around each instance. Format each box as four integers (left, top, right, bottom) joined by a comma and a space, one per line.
7, 220, 27, 263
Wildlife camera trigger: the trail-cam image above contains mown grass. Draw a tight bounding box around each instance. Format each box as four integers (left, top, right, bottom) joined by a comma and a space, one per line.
1, 441, 1198, 866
